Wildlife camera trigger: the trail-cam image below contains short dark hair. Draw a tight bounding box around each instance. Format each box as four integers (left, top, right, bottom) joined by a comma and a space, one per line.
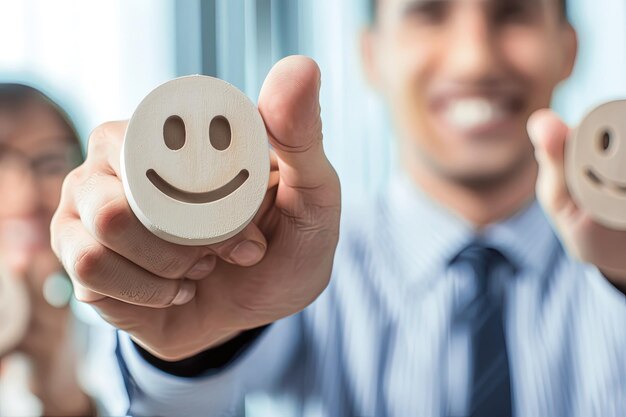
367, 0, 568, 25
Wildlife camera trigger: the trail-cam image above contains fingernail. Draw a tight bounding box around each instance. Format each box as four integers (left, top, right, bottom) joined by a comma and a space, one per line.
172, 280, 196, 306
229, 241, 265, 266
186, 256, 216, 279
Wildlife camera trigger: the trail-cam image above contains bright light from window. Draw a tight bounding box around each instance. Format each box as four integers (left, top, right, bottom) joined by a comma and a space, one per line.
0, 0, 177, 144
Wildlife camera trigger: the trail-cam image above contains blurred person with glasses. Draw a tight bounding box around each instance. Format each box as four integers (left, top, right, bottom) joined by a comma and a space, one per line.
0, 84, 98, 417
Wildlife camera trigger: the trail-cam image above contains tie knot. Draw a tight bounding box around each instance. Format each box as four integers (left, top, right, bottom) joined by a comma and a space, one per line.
453, 244, 509, 291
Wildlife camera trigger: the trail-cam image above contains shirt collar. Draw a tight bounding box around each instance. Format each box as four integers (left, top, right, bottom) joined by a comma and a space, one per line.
480, 201, 560, 276
384, 171, 473, 283
383, 170, 559, 282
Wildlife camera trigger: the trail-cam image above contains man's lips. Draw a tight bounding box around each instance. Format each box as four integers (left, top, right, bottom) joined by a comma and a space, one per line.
430, 91, 525, 135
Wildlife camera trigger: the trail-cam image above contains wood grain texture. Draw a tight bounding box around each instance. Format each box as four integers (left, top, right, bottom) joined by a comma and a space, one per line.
0, 269, 29, 356
566, 100, 626, 230
121, 75, 270, 245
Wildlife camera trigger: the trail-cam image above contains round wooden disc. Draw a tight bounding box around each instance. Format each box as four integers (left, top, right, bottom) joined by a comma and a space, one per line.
0, 270, 30, 356
566, 100, 626, 230
121, 76, 270, 246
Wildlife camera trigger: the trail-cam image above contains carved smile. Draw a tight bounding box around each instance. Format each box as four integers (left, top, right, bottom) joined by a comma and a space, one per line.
146, 169, 249, 204
585, 167, 626, 196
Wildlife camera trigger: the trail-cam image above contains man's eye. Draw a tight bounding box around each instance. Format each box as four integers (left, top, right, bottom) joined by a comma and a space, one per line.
403, 2, 448, 24
494, 3, 532, 23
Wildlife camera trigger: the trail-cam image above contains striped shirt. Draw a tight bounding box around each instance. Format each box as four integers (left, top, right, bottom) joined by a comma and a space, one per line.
118, 172, 626, 417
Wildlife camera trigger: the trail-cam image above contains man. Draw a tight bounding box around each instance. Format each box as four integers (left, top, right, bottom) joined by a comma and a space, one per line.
51, 0, 626, 416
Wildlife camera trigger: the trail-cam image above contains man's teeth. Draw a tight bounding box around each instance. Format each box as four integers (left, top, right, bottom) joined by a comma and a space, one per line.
444, 99, 506, 129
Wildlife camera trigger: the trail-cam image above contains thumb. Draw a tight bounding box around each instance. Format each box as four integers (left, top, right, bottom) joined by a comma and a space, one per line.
258, 56, 336, 198
527, 109, 573, 214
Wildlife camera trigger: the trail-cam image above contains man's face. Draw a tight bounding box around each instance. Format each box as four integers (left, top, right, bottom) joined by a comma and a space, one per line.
363, 0, 577, 185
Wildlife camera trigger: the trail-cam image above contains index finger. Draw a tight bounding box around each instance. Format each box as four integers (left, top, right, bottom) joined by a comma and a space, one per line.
57, 216, 196, 308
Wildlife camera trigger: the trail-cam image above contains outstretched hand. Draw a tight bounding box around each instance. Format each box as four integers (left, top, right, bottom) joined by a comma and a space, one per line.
51, 56, 341, 360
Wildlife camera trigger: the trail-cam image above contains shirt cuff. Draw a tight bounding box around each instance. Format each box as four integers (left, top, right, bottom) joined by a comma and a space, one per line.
133, 326, 269, 378
116, 315, 300, 417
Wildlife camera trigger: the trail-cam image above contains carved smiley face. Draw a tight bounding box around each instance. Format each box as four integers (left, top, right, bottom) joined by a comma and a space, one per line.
0, 270, 29, 356
122, 76, 270, 245
566, 100, 626, 230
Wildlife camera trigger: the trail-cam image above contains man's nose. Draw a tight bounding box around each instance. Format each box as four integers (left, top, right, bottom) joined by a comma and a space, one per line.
444, 10, 502, 82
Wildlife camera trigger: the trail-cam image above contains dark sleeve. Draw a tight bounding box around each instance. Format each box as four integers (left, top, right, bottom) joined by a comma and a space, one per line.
132, 325, 270, 378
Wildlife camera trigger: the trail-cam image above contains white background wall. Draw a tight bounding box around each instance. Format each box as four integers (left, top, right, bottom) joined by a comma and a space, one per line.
0, 0, 178, 143
555, 0, 626, 123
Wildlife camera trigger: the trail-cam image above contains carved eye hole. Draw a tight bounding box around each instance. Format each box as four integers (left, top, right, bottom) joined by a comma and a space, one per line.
163, 115, 186, 151
209, 116, 231, 151
598, 129, 612, 154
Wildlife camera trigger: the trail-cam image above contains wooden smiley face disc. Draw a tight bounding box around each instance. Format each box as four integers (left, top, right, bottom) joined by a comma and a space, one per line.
0, 271, 30, 356
122, 76, 270, 245
566, 100, 626, 230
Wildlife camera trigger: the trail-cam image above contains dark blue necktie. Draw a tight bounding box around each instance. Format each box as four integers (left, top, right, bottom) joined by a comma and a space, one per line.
455, 244, 513, 417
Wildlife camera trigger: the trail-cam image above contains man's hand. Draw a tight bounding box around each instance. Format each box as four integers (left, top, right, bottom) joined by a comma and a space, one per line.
51, 56, 341, 361
528, 109, 626, 291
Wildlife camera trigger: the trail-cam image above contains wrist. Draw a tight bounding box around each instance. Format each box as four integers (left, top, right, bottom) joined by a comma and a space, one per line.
132, 325, 270, 378
132, 329, 244, 363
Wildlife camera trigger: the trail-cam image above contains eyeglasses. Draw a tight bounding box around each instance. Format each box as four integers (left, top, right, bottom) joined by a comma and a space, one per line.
0, 143, 81, 179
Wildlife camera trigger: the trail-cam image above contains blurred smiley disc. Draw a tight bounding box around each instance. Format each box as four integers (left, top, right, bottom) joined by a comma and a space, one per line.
566, 100, 626, 230
0, 269, 30, 356
121, 75, 270, 246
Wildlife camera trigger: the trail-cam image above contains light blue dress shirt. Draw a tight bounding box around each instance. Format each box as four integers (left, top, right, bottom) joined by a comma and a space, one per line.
116, 172, 626, 417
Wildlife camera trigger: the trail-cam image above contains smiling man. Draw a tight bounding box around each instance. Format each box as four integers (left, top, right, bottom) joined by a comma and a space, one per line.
363, 0, 575, 227
51, 0, 626, 416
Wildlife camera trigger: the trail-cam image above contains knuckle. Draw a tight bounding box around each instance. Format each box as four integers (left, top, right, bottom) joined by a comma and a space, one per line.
92, 197, 131, 240
87, 124, 109, 154
73, 172, 100, 208
73, 244, 107, 288
120, 280, 169, 307
62, 167, 83, 195
87, 122, 122, 159
88, 123, 113, 146
156, 249, 201, 279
